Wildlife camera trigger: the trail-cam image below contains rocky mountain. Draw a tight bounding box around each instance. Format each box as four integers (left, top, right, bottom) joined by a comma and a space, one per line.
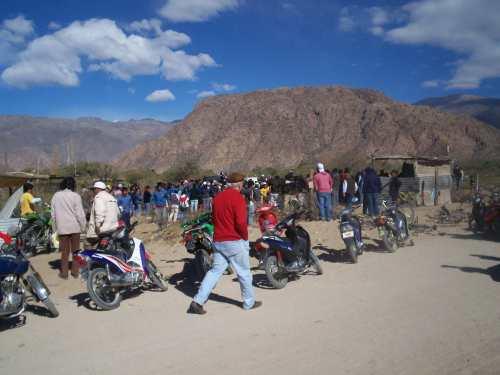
117, 86, 500, 173
0, 116, 175, 171
415, 94, 500, 129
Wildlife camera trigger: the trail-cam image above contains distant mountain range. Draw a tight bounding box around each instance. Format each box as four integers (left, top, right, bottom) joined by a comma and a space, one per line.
0, 116, 175, 171
415, 94, 500, 129
117, 86, 500, 173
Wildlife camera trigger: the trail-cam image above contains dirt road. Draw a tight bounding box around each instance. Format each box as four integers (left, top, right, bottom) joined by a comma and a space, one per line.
1, 221, 499, 375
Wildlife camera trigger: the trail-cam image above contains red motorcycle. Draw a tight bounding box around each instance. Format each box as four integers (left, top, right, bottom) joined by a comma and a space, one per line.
469, 192, 500, 235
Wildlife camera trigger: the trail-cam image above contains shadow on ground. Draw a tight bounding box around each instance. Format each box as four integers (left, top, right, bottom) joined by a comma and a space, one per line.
169, 263, 242, 308
446, 232, 500, 243
441, 263, 500, 282
313, 239, 389, 264
470, 254, 500, 262
69, 288, 144, 311
0, 300, 55, 332
0, 315, 26, 332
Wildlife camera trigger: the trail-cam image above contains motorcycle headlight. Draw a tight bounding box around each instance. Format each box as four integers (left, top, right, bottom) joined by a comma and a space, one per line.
341, 223, 353, 232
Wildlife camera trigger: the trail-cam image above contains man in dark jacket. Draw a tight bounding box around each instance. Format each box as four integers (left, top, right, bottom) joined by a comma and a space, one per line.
363, 167, 382, 217
388, 170, 402, 204
342, 169, 357, 210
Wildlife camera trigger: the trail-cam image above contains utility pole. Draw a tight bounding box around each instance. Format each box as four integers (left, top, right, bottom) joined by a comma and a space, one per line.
3, 152, 8, 172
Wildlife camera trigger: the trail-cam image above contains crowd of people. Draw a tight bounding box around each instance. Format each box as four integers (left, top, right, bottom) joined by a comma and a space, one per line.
18, 163, 406, 311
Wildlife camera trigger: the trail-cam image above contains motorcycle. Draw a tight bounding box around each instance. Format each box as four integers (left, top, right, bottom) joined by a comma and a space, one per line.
469, 192, 500, 235
16, 206, 57, 257
181, 213, 216, 280
339, 207, 363, 263
74, 221, 167, 311
0, 233, 59, 320
375, 200, 411, 252
250, 211, 322, 289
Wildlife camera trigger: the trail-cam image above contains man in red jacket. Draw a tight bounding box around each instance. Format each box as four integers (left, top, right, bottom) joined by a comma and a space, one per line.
188, 172, 262, 314
313, 162, 334, 221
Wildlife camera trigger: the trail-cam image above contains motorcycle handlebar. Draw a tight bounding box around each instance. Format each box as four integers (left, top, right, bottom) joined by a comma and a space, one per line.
275, 210, 304, 230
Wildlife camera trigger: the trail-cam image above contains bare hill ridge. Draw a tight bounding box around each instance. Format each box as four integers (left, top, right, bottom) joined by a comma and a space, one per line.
0, 116, 175, 170
118, 86, 500, 172
416, 94, 500, 130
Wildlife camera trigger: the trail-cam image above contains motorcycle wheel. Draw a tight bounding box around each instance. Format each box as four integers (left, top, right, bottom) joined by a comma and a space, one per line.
87, 268, 122, 310
194, 249, 212, 281
146, 260, 168, 291
308, 250, 323, 274
20, 226, 40, 256
41, 297, 59, 317
491, 217, 500, 236
383, 229, 397, 253
347, 242, 358, 264
398, 204, 416, 227
265, 255, 288, 289
46, 229, 57, 253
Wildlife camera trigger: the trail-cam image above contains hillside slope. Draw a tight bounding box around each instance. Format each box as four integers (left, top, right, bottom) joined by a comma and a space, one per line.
118, 86, 500, 172
0, 116, 175, 170
416, 94, 500, 130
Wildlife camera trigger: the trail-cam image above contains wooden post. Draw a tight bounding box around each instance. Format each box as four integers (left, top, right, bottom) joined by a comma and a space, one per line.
434, 167, 439, 206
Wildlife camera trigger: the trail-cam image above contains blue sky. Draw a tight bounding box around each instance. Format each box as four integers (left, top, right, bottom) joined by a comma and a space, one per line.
0, 0, 499, 121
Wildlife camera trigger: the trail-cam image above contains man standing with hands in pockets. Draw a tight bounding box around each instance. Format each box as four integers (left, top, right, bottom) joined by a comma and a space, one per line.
188, 172, 262, 314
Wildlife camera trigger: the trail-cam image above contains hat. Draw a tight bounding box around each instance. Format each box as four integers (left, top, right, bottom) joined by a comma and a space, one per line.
117, 183, 123, 188
227, 172, 245, 183
93, 181, 106, 190
317, 163, 325, 172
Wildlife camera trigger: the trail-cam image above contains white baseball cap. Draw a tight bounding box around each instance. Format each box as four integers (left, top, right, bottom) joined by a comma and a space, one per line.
317, 163, 325, 172
93, 181, 106, 190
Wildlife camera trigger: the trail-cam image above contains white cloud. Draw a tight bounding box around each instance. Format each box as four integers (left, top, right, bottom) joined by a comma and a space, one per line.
0, 15, 34, 64
421, 80, 440, 88
48, 21, 61, 30
161, 49, 217, 81
146, 89, 175, 102
377, 0, 500, 89
1, 18, 216, 88
128, 18, 163, 35
197, 90, 216, 98
212, 82, 236, 91
159, 0, 240, 22
369, 7, 389, 27
193, 82, 235, 98
338, 7, 356, 32
3, 15, 34, 36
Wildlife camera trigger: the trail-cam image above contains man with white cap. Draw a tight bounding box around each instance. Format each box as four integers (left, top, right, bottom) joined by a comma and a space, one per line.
313, 162, 334, 221
87, 181, 121, 239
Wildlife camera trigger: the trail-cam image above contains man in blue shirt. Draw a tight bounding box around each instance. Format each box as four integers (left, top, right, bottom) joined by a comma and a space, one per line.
153, 183, 168, 229
117, 186, 133, 227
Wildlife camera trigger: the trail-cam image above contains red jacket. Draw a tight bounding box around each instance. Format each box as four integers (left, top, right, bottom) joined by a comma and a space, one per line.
212, 188, 248, 242
313, 172, 333, 193
0, 232, 12, 245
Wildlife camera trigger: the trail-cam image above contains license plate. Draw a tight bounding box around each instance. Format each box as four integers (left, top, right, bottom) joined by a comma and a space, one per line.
342, 231, 354, 239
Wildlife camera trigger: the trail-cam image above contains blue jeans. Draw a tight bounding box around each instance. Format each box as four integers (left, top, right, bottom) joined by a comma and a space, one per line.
365, 193, 380, 217
317, 192, 333, 220
121, 211, 131, 227
248, 201, 255, 225
190, 199, 199, 213
194, 240, 255, 310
